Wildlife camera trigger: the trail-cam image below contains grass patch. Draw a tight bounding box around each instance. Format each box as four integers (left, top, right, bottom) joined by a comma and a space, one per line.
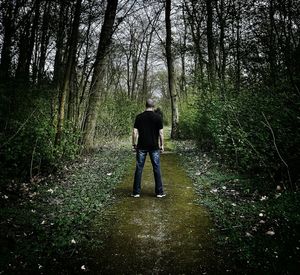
175, 140, 300, 274
0, 141, 132, 274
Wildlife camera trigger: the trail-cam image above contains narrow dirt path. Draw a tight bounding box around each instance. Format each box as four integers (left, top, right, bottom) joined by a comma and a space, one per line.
91, 147, 220, 274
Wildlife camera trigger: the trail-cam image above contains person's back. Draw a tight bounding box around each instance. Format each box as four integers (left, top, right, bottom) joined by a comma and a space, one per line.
131, 99, 165, 198
134, 111, 162, 151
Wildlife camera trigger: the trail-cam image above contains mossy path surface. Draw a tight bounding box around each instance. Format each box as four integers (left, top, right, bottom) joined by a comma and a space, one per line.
90, 147, 220, 274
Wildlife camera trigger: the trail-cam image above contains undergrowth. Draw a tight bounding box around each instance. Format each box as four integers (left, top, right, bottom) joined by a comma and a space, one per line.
0, 141, 132, 274
175, 140, 300, 274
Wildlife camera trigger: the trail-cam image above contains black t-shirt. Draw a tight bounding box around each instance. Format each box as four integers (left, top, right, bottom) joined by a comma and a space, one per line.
134, 111, 163, 150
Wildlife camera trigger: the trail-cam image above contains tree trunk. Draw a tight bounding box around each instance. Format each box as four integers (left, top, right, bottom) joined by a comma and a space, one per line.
141, 30, 154, 102
53, 1, 67, 88
165, 0, 179, 139
268, 0, 277, 87
131, 54, 138, 99
38, 1, 51, 85
206, 0, 216, 89
82, 0, 119, 150
0, 0, 14, 80
235, 0, 241, 93
77, 6, 93, 128
55, 0, 82, 145
184, 1, 204, 91
180, 5, 187, 98
216, 0, 226, 98
16, 0, 41, 82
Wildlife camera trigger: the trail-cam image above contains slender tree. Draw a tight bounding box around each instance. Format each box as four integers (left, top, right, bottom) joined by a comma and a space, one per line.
184, 0, 205, 91
37, 0, 51, 85
16, 0, 41, 82
55, 0, 82, 145
82, 0, 119, 150
215, 0, 227, 97
206, 0, 216, 89
165, 0, 179, 138
0, 0, 14, 80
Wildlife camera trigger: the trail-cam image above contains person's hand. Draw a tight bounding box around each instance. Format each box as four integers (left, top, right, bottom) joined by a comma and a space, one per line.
132, 144, 137, 152
160, 146, 164, 153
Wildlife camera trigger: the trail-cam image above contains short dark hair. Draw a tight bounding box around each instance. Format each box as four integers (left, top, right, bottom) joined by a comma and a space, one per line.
146, 99, 155, 108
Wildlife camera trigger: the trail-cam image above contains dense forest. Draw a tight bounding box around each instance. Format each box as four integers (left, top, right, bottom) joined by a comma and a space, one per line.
0, 0, 299, 273
0, 0, 299, 187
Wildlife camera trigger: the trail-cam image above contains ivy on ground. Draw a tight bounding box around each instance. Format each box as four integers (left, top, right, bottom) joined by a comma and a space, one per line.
0, 142, 132, 274
175, 140, 300, 274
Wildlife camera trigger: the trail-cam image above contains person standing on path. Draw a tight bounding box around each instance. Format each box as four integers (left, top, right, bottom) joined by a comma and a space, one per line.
131, 99, 166, 198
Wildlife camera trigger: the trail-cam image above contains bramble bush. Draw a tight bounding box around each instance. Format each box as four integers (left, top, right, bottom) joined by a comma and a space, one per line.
178, 87, 300, 188
0, 85, 80, 182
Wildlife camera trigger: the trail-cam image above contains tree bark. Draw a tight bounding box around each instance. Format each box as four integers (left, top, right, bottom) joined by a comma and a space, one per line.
206, 0, 216, 89
55, 0, 82, 145
180, 5, 187, 98
235, 0, 241, 93
216, 0, 226, 98
82, 0, 119, 150
141, 29, 154, 102
53, 1, 67, 88
16, 0, 41, 82
37, 1, 51, 85
165, 0, 179, 139
268, 0, 277, 87
184, 1, 204, 91
0, 0, 14, 80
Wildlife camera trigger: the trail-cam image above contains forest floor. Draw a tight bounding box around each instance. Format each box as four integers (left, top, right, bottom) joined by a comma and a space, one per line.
86, 141, 222, 274
0, 136, 299, 274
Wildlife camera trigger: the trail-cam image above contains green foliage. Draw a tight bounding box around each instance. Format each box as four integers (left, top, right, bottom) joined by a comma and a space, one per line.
0, 85, 80, 181
96, 95, 141, 140
0, 144, 132, 273
178, 96, 198, 139
179, 87, 300, 186
156, 97, 171, 126
176, 141, 300, 274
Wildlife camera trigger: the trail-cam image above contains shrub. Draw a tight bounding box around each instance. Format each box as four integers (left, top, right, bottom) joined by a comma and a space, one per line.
179, 87, 300, 188
0, 85, 80, 182
95, 95, 141, 140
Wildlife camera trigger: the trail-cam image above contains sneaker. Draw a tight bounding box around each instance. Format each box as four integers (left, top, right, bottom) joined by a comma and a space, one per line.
131, 194, 140, 198
156, 193, 166, 198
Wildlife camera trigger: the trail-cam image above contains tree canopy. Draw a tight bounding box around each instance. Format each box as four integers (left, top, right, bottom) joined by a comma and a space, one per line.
0, 0, 299, 187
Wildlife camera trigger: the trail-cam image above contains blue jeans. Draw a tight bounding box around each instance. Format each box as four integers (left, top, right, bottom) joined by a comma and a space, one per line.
133, 149, 164, 195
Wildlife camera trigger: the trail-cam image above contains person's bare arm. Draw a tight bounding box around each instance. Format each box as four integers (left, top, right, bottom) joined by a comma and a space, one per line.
132, 128, 138, 151
159, 129, 164, 152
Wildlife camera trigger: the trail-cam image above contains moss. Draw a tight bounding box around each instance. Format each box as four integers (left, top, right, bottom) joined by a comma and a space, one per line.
89, 152, 221, 274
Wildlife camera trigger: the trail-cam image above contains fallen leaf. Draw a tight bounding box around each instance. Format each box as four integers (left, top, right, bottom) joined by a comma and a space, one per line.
260, 195, 267, 201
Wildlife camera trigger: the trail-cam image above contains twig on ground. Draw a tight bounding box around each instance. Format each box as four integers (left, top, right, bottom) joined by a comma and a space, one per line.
30, 138, 39, 180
